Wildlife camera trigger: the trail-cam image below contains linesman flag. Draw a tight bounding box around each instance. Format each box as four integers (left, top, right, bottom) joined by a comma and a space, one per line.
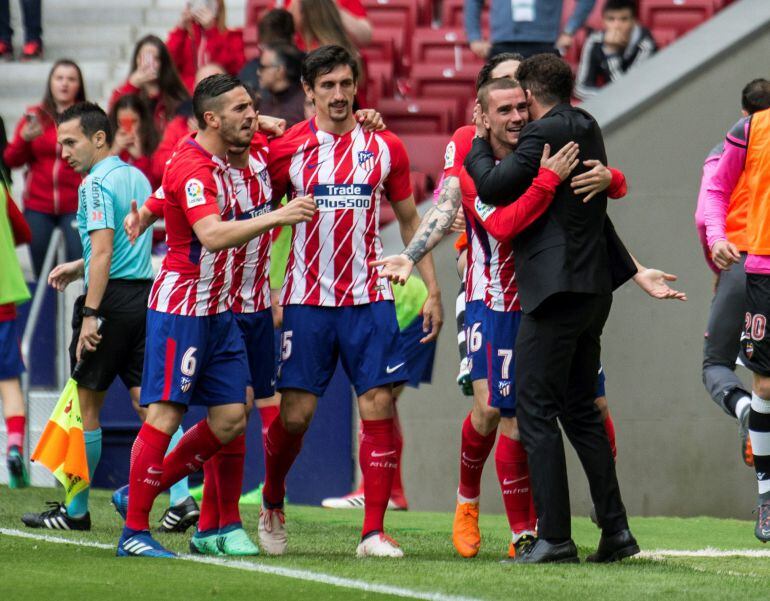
32, 377, 89, 503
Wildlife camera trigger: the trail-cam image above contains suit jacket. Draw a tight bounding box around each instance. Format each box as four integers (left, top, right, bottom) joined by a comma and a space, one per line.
464, 103, 636, 313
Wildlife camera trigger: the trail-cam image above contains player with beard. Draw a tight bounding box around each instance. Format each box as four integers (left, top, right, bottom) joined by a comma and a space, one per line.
259, 45, 443, 558
116, 74, 316, 557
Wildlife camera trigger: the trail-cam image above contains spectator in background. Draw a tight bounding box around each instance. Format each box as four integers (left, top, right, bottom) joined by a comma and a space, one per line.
238, 8, 296, 90
3, 59, 85, 276
109, 95, 160, 188
0, 0, 43, 60
151, 62, 226, 182
258, 44, 306, 127
167, 0, 245, 92
110, 35, 190, 136
575, 0, 656, 100
280, 0, 371, 47
465, 0, 595, 59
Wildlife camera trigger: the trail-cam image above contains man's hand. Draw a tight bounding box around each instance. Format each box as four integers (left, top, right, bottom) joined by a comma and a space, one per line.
191, 4, 216, 28
420, 292, 443, 343
540, 142, 580, 181
258, 114, 287, 137
711, 240, 741, 270
369, 254, 414, 286
76, 316, 102, 361
470, 40, 491, 59
20, 116, 43, 142
633, 268, 687, 301
356, 109, 386, 132
450, 207, 466, 234
556, 32, 574, 53
571, 159, 612, 202
472, 102, 488, 140
123, 200, 148, 243
274, 195, 316, 225
48, 260, 84, 291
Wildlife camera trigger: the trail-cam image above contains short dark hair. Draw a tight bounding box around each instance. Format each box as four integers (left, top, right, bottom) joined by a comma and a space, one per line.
476, 52, 524, 91
602, 0, 637, 16
477, 78, 522, 112
515, 54, 574, 105
58, 101, 113, 145
193, 73, 244, 129
301, 44, 358, 88
258, 9, 295, 46
268, 43, 304, 85
741, 78, 770, 114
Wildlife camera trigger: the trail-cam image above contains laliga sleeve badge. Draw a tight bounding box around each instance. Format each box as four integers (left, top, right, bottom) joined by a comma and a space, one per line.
185, 178, 206, 208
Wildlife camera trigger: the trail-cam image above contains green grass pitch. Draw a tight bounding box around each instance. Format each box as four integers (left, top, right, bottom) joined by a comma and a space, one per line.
1, 485, 770, 600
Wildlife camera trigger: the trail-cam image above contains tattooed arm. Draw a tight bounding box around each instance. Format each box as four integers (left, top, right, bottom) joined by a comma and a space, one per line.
370, 175, 462, 285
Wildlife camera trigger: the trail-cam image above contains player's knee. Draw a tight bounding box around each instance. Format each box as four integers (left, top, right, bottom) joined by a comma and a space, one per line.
281, 412, 312, 434
754, 376, 770, 400
472, 403, 500, 434
499, 416, 519, 440
358, 387, 394, 420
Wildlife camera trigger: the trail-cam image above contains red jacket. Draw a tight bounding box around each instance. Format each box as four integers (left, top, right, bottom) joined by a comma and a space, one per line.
167, 24, 245, 92
3, 106, 82, 215
109, 82, 177, 136
0, 193, 32, 321
151, 114, 191, 184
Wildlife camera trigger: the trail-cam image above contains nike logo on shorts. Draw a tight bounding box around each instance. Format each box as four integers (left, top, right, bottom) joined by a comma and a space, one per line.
386, 362, 405, 374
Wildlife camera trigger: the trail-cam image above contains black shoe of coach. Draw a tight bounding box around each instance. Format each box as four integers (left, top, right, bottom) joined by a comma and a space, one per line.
510, 538, 579, 564
586, 529, 640, 563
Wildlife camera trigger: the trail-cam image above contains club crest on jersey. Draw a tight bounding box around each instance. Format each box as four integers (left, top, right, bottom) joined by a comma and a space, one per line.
180, 376, 192, 393
313, 183, 373, 211
474, 197, 496, 221
498, 380, 511, 397
358, 150, 376, 172
185, 178, 206, 208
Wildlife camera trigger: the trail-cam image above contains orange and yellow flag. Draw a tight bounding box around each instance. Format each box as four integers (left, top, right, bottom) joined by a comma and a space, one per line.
32, 378, 90, 503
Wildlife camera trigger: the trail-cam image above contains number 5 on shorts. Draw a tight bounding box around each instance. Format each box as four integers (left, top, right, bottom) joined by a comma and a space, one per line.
281, 331, 293, 360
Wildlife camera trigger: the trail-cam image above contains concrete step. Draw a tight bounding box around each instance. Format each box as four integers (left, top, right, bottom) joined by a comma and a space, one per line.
43, 7, 146, 26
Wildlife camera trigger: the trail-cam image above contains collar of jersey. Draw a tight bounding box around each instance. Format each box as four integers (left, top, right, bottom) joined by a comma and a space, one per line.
88, 154, 121, 175
185, 134, 229, 170
308, 117, 361, 139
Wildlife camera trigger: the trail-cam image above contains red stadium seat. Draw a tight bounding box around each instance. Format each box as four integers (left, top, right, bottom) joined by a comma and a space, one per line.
399, 133, 451, 184
378, 98, 457, 135
441, 0, 489, 31
246, 0, 273, 24
412, 27, 483, 68
651, 26, 678, 49
639, 0, 715, 37
409, 63, 478, 127
366, 60, 395, 105
362, 0, 418, 32
362, 25, 409, 74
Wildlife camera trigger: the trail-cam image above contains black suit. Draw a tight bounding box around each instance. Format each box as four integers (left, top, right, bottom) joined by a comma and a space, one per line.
465, 103, 636, 540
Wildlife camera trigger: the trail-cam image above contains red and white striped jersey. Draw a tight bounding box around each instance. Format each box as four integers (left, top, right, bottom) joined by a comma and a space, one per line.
269, 118, 412, 307
148, 134, 235, 316
460, 167, 520, 312
228, 134, 273, 314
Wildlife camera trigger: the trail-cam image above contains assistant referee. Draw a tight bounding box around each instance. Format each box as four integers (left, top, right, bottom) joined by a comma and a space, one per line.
22, 102, 153, 531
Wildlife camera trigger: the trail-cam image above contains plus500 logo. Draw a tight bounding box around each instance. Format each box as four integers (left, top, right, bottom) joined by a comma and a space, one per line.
313, 184, 372, 211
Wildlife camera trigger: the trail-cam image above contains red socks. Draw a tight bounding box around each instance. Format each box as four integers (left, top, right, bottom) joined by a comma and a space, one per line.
495, 435, 536, 534
126, 420, 222, 532
198, 458, 220, 532
604, 413, 617, 459
360, 418, 396, 536
215, 434, 246, 527
258, 405, 280, 441
262, 416, 304, 507
5, 415, 25, 451
126, 423, 172, 531
391, 410, 405, 496
458, 413, 496, 501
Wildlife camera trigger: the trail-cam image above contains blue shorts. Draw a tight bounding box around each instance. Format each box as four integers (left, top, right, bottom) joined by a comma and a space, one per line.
140, 309, 249, 408
399, 317, 436, 389
234, 309, 275, 400
0, 320, 24, 380
596, 365, 606, 398
278, 301, 408, 396
483, 307, 521, 418
465, 300, 488, 382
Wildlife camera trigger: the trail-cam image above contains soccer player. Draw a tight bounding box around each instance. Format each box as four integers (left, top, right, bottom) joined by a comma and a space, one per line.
116, 74, 315, 557
704, 94, 770, 543
259, 45, 443, 558
1, 185, 31, 490
696, 79, 770, 467
21, 102, 155, 531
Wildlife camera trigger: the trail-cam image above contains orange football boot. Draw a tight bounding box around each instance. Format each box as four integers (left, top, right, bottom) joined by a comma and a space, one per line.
452, 502, 481, 558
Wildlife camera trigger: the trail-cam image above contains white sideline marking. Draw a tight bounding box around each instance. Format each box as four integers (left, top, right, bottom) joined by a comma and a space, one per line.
639, 548, 770, 559
0, 528, 482, 601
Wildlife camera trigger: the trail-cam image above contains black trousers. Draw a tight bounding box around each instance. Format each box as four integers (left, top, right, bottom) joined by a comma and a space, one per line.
515, 291, 628, 540
490, 41, 559, 59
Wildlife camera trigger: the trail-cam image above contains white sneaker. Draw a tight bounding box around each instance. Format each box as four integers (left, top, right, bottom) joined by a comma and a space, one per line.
356, 532, 404, 558
258, 506, 288, 555
322, 491, 365, 509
